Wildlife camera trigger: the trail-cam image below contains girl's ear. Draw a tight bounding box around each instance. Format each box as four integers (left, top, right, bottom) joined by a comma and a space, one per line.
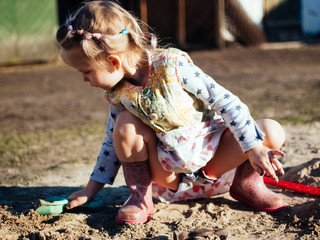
106, 55, 122, 70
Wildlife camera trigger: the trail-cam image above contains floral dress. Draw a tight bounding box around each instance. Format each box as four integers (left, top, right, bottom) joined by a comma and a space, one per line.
90, 48, 265, 202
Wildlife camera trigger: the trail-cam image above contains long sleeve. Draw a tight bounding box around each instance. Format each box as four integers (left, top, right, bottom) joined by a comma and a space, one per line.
177, 55, 264, 152
90, 104, 123, 185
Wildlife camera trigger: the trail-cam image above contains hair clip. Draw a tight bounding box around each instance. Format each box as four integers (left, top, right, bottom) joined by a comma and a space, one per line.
82, 31, 92, 40
120, 28, 129, 35
92, 33, 102, 39
67, 24, 75, 38
66, 24, 127, 40
77, 29, 84, 35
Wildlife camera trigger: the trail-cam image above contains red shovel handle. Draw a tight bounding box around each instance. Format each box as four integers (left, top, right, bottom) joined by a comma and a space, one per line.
263, 176, 320, 196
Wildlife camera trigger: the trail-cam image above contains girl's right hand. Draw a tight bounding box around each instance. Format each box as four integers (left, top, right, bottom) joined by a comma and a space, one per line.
66, 179, 105, 209
66, 188, 92, 209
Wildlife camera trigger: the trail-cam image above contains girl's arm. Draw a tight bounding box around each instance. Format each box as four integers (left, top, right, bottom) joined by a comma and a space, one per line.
67, 104, 123, 209
177, 55, 264, 153
176, 54, 284, 180
90, 104, 123, 184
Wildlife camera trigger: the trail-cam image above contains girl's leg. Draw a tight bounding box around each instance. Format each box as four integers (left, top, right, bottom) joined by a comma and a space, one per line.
113, 111, 179, 224
202, 118, 286, 212
113, 111, 180, 189
202, 119, 285, 179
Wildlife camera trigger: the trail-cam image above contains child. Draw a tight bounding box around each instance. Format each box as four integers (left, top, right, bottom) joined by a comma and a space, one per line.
56, 0, 286, 224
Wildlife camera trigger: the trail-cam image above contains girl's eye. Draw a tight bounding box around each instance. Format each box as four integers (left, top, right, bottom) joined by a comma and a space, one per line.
84, 71, 91, 74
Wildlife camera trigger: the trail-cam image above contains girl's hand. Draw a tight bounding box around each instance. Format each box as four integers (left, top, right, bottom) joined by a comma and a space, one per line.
67, 179, 105, 209
246, 145, 285, 182
67, 188, 92, 209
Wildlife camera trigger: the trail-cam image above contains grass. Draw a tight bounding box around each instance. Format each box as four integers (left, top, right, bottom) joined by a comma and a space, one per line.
278, 103, 320, 125
0, 123, 105, 168
249, 86, 320, 126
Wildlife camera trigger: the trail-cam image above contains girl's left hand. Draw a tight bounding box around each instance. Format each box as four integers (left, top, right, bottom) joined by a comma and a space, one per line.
246, 145, 285, 182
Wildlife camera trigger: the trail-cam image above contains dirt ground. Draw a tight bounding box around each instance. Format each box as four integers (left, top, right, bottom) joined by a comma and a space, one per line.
0, 43, 320, 239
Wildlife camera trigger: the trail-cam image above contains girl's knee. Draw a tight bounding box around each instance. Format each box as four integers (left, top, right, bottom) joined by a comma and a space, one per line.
113, 111, 138, 139
113, 110, 154, 142
257, 119, 285, 149
113, 111, 153, 162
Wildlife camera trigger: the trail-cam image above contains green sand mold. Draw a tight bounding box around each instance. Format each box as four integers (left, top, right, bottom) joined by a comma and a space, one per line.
36, 196, 104, 215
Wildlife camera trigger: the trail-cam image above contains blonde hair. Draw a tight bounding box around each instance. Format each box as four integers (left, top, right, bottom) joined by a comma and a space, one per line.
56, 0, 157, 64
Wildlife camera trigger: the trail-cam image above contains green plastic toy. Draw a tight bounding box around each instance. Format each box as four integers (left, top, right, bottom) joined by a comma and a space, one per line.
35, 196, 104, 215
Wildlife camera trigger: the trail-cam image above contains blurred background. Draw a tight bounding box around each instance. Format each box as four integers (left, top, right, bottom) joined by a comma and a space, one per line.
0, 0, 320, 65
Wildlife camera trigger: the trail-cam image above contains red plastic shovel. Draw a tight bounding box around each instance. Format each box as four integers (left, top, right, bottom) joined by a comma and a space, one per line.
263, 176, 320, 196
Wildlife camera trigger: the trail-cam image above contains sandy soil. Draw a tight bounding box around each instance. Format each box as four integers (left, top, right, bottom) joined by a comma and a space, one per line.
0, 44, 320, 239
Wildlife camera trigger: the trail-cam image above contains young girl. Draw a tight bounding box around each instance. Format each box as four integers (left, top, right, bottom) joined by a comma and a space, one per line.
56, 0, 286, 224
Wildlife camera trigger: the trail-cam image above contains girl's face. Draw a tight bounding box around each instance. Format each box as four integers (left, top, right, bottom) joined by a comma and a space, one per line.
61, 46, 124, 90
